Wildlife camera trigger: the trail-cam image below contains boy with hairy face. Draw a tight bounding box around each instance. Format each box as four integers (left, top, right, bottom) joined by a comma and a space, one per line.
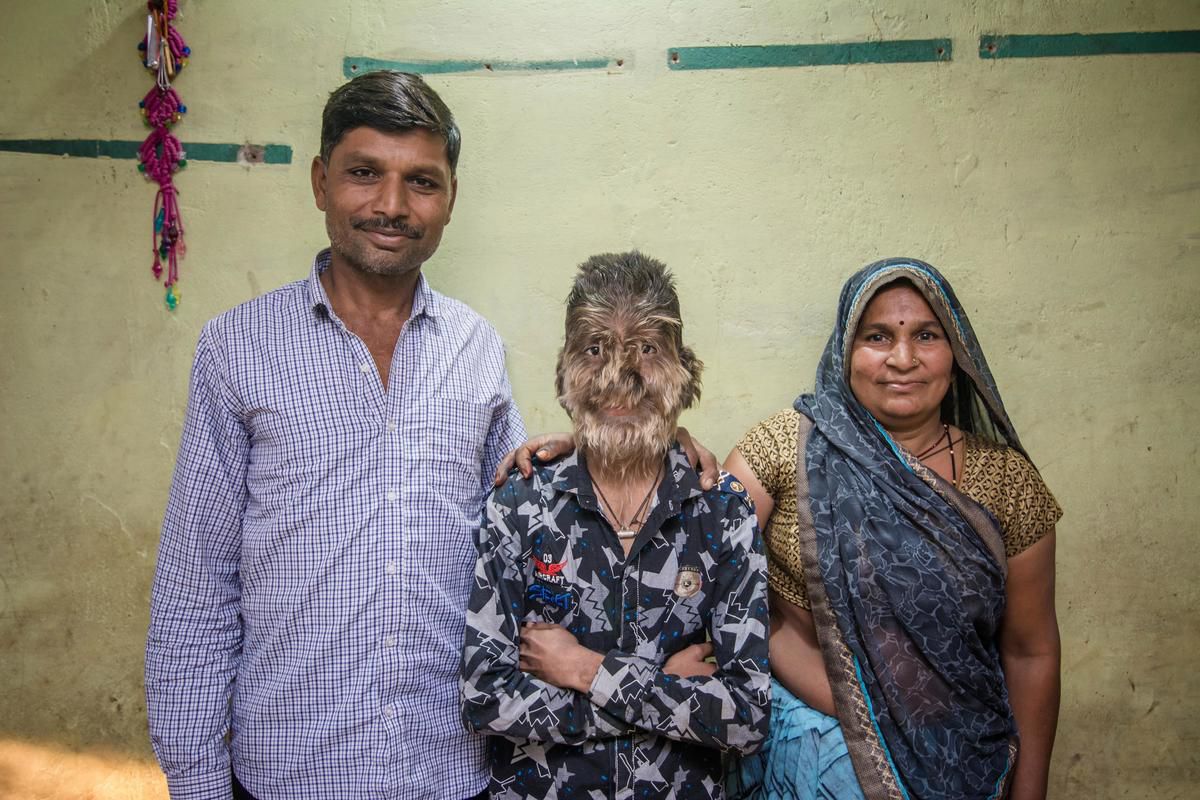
460, 252, 771, 800
556, 254, 703, 481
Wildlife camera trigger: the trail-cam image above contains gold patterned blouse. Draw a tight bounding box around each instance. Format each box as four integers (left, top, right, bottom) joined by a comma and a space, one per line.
735, 409, 1063, 610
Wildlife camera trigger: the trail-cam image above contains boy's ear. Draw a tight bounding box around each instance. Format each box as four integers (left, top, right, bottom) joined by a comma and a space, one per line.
678, 345, 703, 409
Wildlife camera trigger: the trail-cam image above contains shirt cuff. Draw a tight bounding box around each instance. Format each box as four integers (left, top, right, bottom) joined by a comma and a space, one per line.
165, 766, 232, 800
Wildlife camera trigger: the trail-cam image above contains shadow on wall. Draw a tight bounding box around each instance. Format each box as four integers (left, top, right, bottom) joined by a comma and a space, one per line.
0, 739, 165, 800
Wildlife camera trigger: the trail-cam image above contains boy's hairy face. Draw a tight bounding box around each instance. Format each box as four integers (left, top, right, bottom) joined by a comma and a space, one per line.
557, 308, 694, 478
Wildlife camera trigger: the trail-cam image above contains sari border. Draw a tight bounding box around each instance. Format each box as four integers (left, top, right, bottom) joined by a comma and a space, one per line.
794, 414, 908, 800
909, 453, 1009, 578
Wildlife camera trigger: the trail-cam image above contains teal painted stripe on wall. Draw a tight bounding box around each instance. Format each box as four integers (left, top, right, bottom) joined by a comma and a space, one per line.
0, 139, 293, 164
344, 56, 620, 77
980, 30, 1200, 59
667, 39, 952, 70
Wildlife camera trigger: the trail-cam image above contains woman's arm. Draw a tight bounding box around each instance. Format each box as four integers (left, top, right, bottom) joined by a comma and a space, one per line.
999, 530, 1060, 800
722, 449, 774, 529
724, 447, 839, 716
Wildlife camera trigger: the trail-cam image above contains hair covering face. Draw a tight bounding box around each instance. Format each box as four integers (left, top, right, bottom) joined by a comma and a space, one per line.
794, 258, 1024, 800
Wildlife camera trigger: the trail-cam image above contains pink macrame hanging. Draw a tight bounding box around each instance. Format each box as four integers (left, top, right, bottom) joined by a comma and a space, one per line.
137, 0, 190, 310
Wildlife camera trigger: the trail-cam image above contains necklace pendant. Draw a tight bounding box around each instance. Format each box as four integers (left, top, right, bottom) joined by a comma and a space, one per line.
616, 528, 637, 540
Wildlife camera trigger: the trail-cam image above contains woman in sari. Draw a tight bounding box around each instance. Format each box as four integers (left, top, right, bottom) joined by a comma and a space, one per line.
726, 258, 1061, 800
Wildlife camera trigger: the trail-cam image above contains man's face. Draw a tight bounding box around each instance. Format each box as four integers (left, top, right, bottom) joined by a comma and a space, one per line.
558, 311, 694, 476
311, 126, 456, 278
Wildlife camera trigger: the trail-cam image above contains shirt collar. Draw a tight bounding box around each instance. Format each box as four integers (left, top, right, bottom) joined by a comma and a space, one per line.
306, 248, 441, 320
546, 441, 705, 508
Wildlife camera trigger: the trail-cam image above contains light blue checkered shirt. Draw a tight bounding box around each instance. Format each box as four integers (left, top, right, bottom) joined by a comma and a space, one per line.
146, 250, 525, 800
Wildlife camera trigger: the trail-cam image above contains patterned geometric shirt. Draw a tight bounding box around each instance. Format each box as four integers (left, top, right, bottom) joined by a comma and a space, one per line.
145, 250, 525, 800
460, 445, 771, 800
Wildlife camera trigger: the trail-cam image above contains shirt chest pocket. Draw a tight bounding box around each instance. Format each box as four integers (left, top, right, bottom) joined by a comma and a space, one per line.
242, 390, 377, 516
408, 399, 491, 490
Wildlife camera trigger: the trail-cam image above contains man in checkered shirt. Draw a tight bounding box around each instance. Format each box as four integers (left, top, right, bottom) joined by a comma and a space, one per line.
145, 71, 525, 800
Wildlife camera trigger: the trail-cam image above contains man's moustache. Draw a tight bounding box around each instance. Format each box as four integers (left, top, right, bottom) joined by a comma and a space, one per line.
352, 217, 423, 238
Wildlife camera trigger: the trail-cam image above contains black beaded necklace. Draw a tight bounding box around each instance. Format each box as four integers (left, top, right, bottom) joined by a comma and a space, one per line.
914, 424, 960, 484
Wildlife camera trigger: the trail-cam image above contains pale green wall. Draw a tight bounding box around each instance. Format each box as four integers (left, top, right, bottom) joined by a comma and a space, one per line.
2, 2, 1198, 797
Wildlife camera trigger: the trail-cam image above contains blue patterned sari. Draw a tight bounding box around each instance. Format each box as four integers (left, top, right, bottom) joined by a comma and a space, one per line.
738, 259, 1029, 800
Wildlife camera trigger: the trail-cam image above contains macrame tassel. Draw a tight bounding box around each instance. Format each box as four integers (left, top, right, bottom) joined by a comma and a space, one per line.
147, 168, 185, 284
136, 0, 190, 309
140, 86, 185, 127
138, 125, 184, 183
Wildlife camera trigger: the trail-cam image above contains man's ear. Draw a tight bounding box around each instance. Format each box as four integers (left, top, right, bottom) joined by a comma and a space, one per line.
311, 156, 328, 211
446, 175, 458, 222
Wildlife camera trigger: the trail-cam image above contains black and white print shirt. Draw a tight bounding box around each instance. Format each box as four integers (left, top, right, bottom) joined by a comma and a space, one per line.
460, 445, 770, 800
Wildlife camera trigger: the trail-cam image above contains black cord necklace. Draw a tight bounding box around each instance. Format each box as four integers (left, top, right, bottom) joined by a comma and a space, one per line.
594, 466, 662, 540
914, 424, 959, 484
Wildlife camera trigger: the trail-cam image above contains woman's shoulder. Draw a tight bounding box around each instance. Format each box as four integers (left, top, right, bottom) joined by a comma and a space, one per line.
961, 433, 1062, 557
739, 408, 802, 450
734, 408, 802, 492
962, 433, 1048, 486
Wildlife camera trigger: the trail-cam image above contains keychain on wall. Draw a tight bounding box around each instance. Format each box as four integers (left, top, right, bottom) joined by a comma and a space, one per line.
137, 0, 190, 310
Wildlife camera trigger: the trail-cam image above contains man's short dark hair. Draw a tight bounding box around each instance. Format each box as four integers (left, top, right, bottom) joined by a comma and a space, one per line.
320, 70, 461, 172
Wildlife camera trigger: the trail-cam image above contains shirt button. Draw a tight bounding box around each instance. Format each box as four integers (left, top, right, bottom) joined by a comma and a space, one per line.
386, 420, 397, 432
359, 361, 372, 374
384, 635, 397, 648
385, 560, 398, 575
382, 704, 396, 719
386, 489, 398, 502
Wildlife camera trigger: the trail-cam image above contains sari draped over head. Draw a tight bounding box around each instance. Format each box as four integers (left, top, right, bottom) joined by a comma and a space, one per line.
794, 258, 1027, 800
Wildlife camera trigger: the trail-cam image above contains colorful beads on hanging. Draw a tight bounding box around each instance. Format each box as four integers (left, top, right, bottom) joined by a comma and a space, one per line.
140, 86, 186, 127
139, 0, 189, 83
136, 0, 190, 309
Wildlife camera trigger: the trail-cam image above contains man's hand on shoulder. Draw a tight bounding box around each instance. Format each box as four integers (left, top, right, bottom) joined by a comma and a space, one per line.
677, 426, 719, 490
493, 427, 720, 490
493, 433, 576, 487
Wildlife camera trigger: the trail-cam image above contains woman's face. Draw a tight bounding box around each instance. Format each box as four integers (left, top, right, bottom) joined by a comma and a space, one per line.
849, 283, 955, 433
